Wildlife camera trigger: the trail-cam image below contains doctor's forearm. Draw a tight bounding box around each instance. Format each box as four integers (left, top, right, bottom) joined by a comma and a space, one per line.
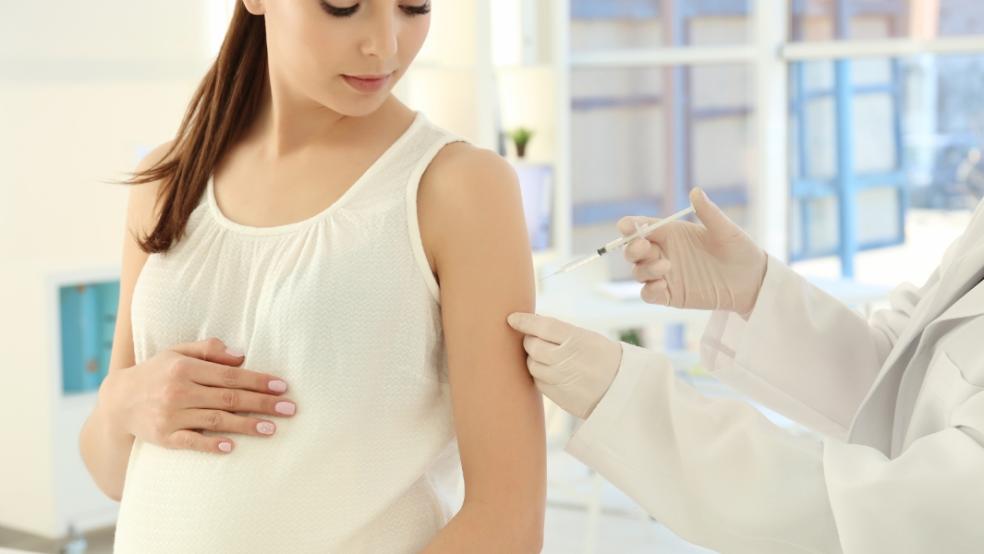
568, 345, 844, 554
704, 257, 894, 433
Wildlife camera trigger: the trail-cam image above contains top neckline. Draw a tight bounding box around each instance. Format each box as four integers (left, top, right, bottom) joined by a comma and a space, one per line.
205, 111, 425, 237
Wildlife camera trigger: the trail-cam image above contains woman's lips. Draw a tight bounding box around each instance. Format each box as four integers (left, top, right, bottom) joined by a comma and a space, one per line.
342, 73, 392, 93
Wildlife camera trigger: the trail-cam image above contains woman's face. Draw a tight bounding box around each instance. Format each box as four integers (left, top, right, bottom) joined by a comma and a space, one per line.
246, 0, 431, 116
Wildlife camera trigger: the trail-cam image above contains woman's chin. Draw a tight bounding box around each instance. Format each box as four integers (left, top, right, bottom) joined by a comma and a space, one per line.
323, 91, 393, 118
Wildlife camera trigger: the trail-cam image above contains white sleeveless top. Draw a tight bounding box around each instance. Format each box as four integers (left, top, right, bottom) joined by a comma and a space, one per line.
116, 113, 466, 553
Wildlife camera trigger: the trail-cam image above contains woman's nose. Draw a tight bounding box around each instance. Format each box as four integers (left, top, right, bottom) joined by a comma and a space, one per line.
360, 10, 399, 60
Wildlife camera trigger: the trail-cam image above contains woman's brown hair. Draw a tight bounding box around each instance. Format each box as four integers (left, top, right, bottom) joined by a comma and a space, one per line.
126, 4, 267, 254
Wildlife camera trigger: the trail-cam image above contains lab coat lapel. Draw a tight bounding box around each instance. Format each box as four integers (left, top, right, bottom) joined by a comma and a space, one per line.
927, 248, 984, 324
889, 246, 984, 454
848, 214, 984, 452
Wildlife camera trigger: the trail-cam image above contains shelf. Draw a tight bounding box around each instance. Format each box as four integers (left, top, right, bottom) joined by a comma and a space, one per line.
571, 0, 750, 21
571, 47, 757, 68
572, 186, 748, 226
572, 94, 662, 111
571, 94, 750, 120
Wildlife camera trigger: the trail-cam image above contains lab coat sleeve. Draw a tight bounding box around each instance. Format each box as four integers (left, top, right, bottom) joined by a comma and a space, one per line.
567, 344, 984, 554
700, 253, 953, 439
567, 343, 842, 554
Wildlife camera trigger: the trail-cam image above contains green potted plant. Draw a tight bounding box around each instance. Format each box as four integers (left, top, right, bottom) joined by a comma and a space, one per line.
509, 127, 535, 159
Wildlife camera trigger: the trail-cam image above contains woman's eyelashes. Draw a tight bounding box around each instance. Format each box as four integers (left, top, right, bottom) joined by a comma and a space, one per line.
319, 1, 431, 18
402, 2, 431, 16
401, 0, 430, 15
319, 1, 359, 17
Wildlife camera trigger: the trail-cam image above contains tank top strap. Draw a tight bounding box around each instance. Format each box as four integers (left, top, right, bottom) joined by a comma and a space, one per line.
402, 117, 468, 302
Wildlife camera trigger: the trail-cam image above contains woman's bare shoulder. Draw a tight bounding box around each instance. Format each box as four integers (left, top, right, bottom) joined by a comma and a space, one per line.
416, 142, 526, 271
422, 141, 516, 189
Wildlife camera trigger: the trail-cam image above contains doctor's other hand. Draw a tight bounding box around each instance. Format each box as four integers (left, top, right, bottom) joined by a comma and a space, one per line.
619, 187, 768, 318
506, 313, 622, 419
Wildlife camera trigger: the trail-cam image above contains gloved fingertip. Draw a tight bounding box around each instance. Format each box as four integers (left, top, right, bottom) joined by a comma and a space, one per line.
690, 187, 705, 206
507, 313, 526, 328
616, 216, 638, 236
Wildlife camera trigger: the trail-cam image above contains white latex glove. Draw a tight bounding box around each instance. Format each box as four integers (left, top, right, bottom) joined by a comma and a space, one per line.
506, 313, 622, 419
620, 187, 768, 318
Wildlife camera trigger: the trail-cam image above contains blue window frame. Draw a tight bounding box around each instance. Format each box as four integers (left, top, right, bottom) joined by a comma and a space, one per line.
789, 0, 908, 277
570, 0, 752, 229
572, 1, 912, 278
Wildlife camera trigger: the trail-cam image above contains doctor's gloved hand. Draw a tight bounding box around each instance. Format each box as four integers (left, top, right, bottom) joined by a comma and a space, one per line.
506, 313, 622, 419
620, 188, 768, 318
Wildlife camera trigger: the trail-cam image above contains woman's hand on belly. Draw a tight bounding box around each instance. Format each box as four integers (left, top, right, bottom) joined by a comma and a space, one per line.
103, 337, 297, 454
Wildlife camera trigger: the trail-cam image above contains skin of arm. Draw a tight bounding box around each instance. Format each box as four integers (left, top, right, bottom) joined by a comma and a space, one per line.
79, 142, 170, 501
417, 143, 546, 553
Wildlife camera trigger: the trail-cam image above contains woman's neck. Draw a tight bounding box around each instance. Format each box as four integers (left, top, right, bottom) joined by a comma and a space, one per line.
246, 70, 403, 160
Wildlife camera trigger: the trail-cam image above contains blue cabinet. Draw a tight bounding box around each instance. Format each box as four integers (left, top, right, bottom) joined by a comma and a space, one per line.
58, 280, 120, 394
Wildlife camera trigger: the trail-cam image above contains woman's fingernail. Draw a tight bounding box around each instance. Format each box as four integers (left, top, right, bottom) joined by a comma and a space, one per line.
268, 380, 288, 393
226, 346, 244, 357
256, 422, 276, 435
218, 442, 233, 452
275, 401, 296, 415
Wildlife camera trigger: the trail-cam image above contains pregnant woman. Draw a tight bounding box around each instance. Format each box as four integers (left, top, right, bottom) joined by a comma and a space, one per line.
79, 1, 546, 552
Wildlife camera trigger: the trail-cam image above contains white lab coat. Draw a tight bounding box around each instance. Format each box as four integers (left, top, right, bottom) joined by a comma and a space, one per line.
566, 201, 984, 554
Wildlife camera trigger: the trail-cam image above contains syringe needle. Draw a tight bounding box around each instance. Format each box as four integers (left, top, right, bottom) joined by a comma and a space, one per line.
539, 252, 601, 281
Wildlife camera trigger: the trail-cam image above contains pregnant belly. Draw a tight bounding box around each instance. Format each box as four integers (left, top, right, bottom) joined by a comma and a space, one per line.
113, 433, 453, 554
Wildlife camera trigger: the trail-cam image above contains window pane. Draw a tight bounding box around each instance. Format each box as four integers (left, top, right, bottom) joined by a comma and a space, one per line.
789, 53, 984, 265
790, 0, 984, 41
570, 64, 754, 277
940, 0, 984, 37
570, 0, 751, 51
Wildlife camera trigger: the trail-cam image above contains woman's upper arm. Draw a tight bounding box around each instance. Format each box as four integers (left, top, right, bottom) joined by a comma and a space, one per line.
107, 142, 172, 373
418, 144, 546, 521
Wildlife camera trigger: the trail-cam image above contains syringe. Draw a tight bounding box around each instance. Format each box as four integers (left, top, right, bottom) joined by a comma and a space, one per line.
540, 205, 695, 281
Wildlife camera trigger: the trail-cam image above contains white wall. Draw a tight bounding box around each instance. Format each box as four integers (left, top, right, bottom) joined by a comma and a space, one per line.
0, 0, 214, 537
402, 0, 491, 144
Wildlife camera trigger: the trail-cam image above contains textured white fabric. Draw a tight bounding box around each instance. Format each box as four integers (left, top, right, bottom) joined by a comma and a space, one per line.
116, 113, 466, 553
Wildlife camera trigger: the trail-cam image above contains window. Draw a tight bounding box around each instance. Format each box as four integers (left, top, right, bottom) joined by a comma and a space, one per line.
568, 0, 984, 278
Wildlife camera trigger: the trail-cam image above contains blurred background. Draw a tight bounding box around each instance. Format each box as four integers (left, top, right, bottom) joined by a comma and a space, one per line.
2, 1, 984, 552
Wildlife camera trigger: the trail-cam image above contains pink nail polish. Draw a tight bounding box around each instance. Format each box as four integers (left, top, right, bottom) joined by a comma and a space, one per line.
275, 401, 296, 415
